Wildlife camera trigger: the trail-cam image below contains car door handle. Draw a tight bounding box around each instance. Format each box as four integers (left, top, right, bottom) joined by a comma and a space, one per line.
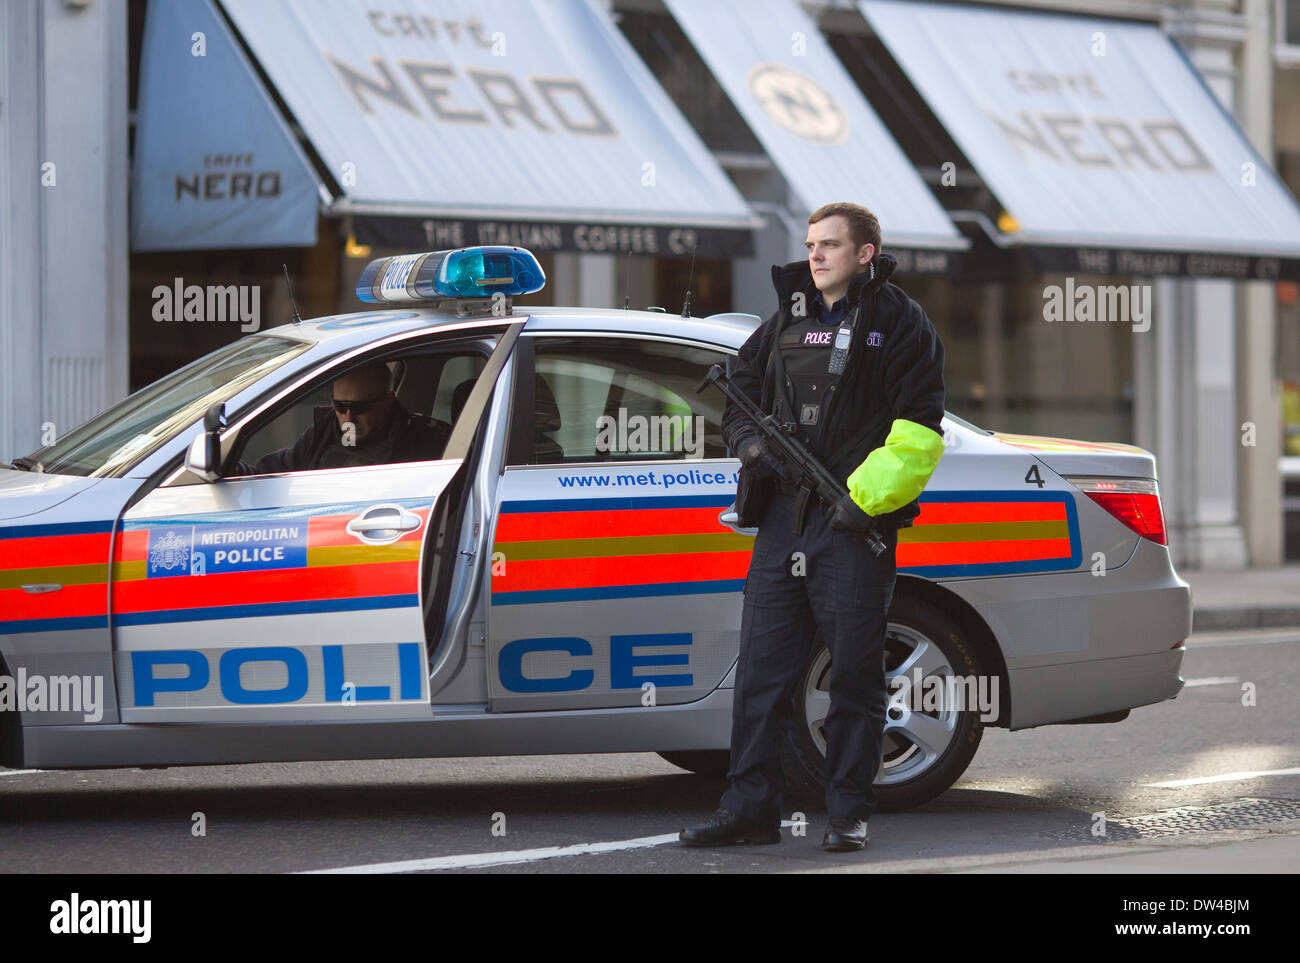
346, 505, 423, 544
21, 583, 63, 594
719, 508, 758, 536
351, 515, 420, 534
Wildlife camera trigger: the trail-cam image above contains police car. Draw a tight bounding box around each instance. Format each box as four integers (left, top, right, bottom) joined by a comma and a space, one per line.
0, 246, 1190, 811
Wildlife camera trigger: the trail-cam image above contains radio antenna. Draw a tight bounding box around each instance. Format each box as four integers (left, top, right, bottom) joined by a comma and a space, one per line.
623, 250, 631, 310
283, 264, 303, 325
680, 244, 697, 318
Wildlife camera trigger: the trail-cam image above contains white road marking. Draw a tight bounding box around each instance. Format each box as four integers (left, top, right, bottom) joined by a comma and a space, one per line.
0, 769, 53, 777
1143, 767, 1300, 788
1183, 676, 1241, 687
305, 820, 800, 873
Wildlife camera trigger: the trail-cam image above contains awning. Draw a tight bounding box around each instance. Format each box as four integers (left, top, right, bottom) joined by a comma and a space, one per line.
860, 0, 1300, 279
131, 0, 321, 251
663, 0, 965, 261
217, 0, 759, 256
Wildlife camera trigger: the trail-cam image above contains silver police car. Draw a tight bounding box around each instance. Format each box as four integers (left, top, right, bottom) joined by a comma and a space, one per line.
0, 246, 1190, 811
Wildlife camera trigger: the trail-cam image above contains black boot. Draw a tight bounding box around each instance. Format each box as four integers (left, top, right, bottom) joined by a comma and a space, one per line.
679, 809, 782, 846
822, 819, 868, 852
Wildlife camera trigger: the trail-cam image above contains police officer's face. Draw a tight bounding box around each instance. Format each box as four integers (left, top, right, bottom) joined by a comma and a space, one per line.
805, 215, 875, 305
332, 372, 393, 444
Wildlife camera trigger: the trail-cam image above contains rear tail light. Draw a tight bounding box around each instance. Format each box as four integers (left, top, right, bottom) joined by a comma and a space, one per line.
1066, 476, 1167, 545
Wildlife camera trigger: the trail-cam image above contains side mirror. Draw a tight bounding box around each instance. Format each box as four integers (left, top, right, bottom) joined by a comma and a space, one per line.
203, 402, 227, 433
186, 402, 227, 482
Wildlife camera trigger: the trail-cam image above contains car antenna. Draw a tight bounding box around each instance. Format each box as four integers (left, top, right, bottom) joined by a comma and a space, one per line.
623, 250, 631, 310
283, 263, 302, 325
680, 244, 697, 318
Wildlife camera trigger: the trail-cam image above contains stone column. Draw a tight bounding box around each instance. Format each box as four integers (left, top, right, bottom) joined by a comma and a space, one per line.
1142, 2, 1251, 567
0, 0, 128, 462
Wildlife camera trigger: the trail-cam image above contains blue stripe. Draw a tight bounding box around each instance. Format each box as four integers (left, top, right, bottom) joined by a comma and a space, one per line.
0, 614, 109, 635
500, 494, 735, 513
0, 519, 114, 540
901, 556, 1077, 578
114, 594, 419, 626
917, 489, 1071, 504
491, 579, 745, 605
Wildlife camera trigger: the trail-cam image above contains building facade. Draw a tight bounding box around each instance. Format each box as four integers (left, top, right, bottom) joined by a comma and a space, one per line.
1, 0, 1295, 569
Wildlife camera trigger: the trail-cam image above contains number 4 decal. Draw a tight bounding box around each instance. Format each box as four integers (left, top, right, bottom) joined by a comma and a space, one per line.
1024, 464, 1045, 488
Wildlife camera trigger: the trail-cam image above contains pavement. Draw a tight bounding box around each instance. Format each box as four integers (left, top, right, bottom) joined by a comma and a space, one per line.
962, 823, 1300, 874
1184, 564, 1300, 631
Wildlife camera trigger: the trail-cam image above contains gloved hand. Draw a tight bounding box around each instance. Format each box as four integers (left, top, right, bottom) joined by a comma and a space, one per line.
736, 435, 788, 482
828, 491, 873, 534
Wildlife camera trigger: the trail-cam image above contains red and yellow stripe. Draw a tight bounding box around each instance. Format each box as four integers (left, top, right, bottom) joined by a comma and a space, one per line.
111, 508, 429, 617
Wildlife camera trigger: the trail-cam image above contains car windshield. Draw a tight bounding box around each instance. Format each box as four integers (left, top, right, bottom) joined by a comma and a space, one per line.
23, 335, 311, 477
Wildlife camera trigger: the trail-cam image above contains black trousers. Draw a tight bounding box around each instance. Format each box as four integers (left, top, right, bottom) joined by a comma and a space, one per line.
719, 491, 898, 825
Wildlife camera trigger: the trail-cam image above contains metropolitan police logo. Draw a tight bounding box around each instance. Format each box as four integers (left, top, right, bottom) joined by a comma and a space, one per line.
867, 331, 883, 347
746, 63, 849, 144
148, 529, 190, 575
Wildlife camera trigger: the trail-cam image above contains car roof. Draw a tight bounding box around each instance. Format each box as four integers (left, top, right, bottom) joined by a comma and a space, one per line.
259, 305, 761, 354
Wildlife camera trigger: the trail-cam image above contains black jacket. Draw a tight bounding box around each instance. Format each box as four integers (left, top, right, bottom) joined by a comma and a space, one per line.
723, 252, 946, 529
245, 404, 449, 475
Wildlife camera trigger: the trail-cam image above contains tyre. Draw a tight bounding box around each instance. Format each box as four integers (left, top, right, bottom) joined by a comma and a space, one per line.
0, 654, 20, 768
657, 750, 729, 778
781, 594, 986, 812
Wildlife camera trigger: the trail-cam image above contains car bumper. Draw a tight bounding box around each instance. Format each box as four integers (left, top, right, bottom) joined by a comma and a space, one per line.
940, 534, 1190, 729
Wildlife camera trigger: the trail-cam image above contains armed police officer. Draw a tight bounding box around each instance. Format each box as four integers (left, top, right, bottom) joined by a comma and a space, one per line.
680, 202, 946, 852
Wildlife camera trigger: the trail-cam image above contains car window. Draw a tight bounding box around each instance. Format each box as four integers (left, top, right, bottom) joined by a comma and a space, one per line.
23, 335, 309, 477
521, 337, 728, 465
227, 345, 488, 478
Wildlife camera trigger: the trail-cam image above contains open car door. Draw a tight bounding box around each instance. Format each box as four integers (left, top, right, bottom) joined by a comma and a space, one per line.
110, 321, 522, 722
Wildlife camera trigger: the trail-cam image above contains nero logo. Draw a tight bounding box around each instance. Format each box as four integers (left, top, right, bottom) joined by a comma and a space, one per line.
499, 633, 692, 693
803, 329, 833, 345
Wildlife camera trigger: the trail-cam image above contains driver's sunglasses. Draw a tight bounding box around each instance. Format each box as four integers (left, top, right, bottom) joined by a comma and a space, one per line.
332, 397, 382, 415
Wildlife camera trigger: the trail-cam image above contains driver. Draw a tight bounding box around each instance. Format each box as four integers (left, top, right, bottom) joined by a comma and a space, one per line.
239, 362, 448, 474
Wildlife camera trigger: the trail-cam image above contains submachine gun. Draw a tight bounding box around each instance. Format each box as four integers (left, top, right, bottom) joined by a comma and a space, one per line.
697, 363, 886, 556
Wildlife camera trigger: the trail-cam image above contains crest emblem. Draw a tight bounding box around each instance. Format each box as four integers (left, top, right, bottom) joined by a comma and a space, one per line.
149, 529, 190, 575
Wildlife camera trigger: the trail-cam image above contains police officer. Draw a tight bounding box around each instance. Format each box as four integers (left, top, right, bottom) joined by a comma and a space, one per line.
235, 362, 448, 475
680, 202, 946, 852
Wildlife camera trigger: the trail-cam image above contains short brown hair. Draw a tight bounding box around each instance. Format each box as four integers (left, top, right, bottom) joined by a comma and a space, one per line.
808, 202, 881, 263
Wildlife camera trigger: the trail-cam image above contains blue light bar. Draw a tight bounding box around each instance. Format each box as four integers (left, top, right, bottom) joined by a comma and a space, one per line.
356, 246, 546, 304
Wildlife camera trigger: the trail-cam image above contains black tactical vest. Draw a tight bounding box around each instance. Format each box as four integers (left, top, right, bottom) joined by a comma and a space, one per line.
774, 315, 844, 455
